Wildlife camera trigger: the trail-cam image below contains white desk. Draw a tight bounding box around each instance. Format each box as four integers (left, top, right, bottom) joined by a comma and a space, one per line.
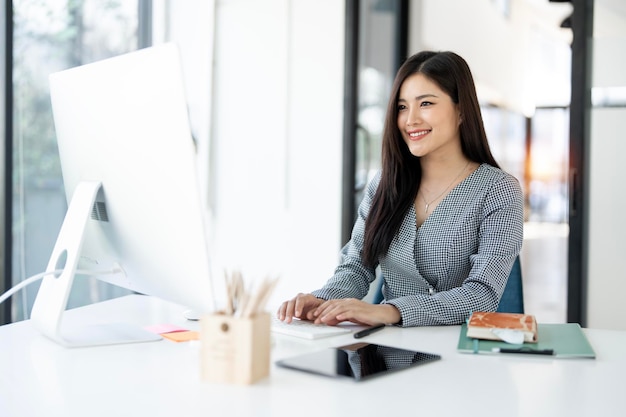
1, 295, 624, 417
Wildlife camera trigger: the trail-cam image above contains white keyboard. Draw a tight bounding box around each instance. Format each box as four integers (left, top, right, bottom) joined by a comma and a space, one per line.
271, 317, 352, 340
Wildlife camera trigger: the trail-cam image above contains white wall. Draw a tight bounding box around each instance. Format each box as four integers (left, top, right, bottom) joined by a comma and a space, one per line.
162, 0, 346, 310
587, 109, 626, 329
586, 0, 626, 330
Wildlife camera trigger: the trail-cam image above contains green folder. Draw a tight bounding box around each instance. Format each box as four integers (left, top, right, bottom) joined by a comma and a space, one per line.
457, 323, 596, 358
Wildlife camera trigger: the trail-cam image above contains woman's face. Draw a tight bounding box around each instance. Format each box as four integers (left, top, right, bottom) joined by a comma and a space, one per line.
396, 73, 462, 159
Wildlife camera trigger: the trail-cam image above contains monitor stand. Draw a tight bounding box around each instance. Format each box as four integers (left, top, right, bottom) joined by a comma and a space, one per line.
30, 181, 161, 348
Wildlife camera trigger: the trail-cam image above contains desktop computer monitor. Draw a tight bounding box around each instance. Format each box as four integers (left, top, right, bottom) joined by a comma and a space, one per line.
30, 43, 216, 347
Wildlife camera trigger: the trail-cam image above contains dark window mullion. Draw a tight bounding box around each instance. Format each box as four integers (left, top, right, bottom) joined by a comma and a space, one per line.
567, 0, 594, 326
2, 0, 13, 325
341, 0, 359, 245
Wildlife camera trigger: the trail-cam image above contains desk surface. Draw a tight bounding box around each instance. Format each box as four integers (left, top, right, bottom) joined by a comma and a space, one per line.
1, 295, 624, 417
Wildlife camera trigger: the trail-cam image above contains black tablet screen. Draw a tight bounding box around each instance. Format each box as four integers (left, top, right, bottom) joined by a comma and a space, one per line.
276, 343, 441, 381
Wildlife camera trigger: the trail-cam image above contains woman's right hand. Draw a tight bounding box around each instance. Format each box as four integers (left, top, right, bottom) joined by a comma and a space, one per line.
276, 293, 324, 323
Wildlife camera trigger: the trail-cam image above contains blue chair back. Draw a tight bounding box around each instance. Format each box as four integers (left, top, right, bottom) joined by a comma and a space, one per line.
496, 256, 524, 313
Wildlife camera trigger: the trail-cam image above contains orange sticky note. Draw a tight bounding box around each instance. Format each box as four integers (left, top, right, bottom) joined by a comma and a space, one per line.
161, 330, 200, 343
145, 324, 189, 334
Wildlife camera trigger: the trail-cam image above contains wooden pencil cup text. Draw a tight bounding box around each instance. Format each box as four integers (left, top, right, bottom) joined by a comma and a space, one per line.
200, 313, 270, 385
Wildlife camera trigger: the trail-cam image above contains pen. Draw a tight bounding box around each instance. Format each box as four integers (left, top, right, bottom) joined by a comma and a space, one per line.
353, 323, 385, 339
492, 347, 554, 355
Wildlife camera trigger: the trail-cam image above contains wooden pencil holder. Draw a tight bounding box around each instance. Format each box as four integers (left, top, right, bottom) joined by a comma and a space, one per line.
200, 312, 271, 385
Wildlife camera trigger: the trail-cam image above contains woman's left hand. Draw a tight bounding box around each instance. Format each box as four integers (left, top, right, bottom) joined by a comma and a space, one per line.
312, 298, 401, 326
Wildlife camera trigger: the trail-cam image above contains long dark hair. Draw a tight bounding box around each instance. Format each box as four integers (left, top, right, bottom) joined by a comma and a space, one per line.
361, 51, 499, 267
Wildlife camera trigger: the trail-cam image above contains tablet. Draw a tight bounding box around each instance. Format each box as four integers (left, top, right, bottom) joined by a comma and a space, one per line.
275, 343, 441, 381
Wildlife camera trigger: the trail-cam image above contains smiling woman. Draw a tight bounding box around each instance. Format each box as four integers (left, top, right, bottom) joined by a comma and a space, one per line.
397, 74, 463, 161
277, 51, 524, 328
396, 71, 472, 223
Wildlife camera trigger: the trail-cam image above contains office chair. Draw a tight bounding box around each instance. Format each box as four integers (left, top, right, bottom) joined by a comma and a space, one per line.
495, 256, 524, 313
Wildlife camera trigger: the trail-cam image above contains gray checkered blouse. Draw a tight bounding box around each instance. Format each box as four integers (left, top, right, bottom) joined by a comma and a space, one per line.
311, 164, 524, 327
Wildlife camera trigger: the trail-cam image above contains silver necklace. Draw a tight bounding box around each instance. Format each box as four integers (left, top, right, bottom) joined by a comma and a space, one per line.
420, 161, 471, 213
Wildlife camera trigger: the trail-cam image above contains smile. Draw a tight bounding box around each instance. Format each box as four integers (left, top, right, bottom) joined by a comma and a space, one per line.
408, 130, 431, 139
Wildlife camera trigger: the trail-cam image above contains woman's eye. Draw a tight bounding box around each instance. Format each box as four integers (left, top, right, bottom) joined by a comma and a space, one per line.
420, 101, 433, 107
397, 104, 407, 111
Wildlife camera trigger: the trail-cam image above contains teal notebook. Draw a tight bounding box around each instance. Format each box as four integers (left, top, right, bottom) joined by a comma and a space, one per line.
457, 323, 596, 358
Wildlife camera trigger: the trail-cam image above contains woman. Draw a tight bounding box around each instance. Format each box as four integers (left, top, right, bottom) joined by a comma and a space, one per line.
277, 51, 524, 327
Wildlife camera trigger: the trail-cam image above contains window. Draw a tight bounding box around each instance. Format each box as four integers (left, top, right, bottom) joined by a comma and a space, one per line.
10, 0, 149, 321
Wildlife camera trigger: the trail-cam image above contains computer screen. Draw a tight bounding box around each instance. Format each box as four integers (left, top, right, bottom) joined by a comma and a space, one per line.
30, 43, 216, 347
